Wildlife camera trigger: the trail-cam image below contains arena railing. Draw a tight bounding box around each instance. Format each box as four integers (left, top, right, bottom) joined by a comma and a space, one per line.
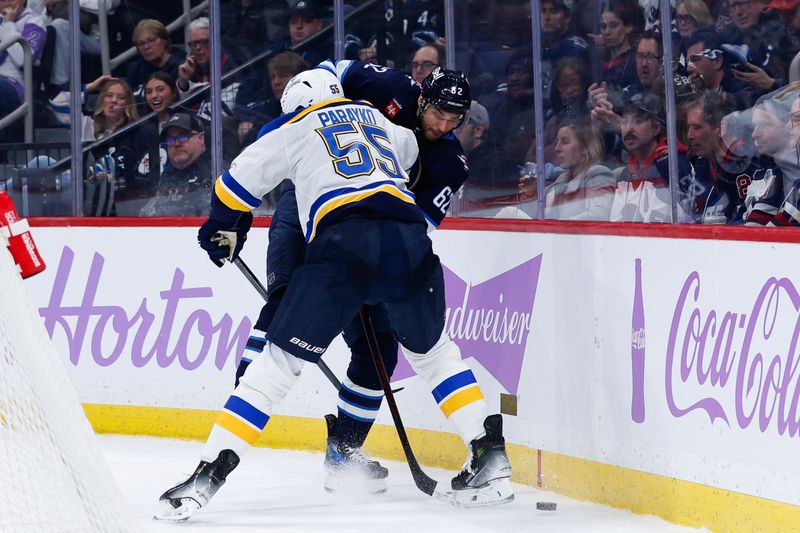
28, 0, 380, 217
105, 1, 209, 75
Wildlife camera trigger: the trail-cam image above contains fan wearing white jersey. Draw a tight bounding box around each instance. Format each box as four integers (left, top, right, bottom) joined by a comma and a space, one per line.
154, 69, 512, 521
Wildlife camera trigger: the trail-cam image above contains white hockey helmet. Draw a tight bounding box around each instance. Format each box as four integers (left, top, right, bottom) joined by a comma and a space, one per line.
280, 69, 343, 114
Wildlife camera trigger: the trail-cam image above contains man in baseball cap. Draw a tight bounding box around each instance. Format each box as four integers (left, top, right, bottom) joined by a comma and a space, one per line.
143, 112, 212, 216
160, 112, 207, 171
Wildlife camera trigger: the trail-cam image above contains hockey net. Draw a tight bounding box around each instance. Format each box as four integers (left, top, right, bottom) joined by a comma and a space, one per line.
0, 244, 133, 532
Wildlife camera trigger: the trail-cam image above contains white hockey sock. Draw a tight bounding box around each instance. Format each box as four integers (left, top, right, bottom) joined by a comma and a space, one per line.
404, 331, 487, 444
201, 343, 304, 461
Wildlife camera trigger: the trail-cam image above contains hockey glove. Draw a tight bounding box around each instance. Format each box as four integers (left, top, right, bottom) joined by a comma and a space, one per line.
198, 193, 254, 267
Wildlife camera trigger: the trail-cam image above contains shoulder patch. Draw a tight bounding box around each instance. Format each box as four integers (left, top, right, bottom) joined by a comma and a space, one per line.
385, 99, 402, 118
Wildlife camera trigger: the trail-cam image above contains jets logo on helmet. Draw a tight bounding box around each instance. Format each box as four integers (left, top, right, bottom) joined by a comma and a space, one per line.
280, 69, 344, 114
419, 67, 471, 118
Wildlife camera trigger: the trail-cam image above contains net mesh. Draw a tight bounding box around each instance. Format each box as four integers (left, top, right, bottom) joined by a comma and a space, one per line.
0, 245, 133, 533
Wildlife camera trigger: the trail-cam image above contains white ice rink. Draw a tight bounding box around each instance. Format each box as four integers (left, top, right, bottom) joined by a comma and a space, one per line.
101, 435, 707, 532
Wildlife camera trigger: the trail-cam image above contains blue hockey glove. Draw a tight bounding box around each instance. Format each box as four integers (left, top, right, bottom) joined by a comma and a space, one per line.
198, 209, 253, 267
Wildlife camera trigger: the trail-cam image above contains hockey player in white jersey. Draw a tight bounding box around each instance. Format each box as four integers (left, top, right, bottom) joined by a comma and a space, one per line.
155, 69, 512, 521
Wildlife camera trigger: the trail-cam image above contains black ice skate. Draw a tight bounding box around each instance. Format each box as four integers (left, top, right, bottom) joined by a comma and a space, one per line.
154, 449, 240, 521
451, 414, 514, 508
323, 414, 388, 494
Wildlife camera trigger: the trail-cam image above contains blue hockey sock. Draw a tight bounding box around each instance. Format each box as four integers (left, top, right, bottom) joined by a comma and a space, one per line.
335, 379, 383, 448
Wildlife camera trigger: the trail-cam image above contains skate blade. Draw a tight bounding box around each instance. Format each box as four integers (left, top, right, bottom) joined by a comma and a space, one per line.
452, 477, 515, 508
153, 497, 201, 521
324, 472, 388, 495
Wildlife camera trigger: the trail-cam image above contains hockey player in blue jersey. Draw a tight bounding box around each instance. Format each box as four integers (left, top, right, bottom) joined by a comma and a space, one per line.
236, 62, 488, 496
155, 69, 513, 521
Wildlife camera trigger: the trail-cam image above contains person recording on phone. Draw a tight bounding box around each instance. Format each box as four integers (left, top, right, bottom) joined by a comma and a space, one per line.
176, 17, 238, 95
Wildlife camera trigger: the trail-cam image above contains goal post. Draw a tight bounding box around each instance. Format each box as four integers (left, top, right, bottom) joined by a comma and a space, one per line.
0, 243, 134, 532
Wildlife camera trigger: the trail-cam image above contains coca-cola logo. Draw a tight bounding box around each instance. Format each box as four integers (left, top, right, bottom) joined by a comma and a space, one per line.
632, 328, 646, 350
664, 271, 800, 437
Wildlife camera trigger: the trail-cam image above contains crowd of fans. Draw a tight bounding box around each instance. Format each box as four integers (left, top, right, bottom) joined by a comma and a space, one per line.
1, 0, 800, 225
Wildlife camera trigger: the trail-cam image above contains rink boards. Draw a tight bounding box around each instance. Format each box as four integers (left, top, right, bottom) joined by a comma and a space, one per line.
24, 218, 800, 532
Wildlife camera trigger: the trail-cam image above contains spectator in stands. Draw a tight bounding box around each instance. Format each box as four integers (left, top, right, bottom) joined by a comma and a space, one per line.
673, 0, 713, 61
234, 50, 309, 145
176, 17, 238, 93
144, 71, 177, 130
0, 0, 46, 141
126, 19, 185, 100
540, 0, 588, 97
588, 31, 664, 158
683, 91, 775, 223
589, 30, 664, 123
611, 92, 696, 222
71, 77, 152, 215
455, 101, 511, 211
271, 0, 328, 66
685, 30, 752, 110
544, 57, 590, 162
740, 89, 800, 223
232, 0, 326, 138
410, 42, 444, 84
140, 111, 212, 216
220, 0, 277, 64
592, 0, 643, 91
515, 120, 615, 220
719, 0, 797, 94
133, 71, 178, 181
45, 0, 102, 91
480, 52, 535, 158
456, 101, 492, 165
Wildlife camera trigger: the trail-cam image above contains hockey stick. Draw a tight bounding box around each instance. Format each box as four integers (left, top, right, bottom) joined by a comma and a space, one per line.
233, 256, 342, 391
359, 306, 449, 500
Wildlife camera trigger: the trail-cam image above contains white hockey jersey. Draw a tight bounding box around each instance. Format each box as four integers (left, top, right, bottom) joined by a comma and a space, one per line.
214, 98, 421, 241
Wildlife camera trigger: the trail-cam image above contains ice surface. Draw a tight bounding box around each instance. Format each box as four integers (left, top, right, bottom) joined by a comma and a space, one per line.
100, 435, 707, 532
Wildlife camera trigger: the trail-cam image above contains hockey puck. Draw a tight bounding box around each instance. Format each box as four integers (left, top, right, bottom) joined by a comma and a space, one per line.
536, 501, 557, 511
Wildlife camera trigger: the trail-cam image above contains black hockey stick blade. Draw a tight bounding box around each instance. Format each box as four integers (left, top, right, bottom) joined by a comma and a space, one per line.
233, 256, 342, 391
359, 306, 444, 498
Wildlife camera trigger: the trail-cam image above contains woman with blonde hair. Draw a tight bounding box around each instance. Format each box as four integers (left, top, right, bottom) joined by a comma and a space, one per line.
51, 76, 151, 215
674, 0, 713, 59
676, 0, 713, 37
543, 120, 616, 220
86, 77, 139, 140
83, 77, 154, 215
507, 120, 615, 221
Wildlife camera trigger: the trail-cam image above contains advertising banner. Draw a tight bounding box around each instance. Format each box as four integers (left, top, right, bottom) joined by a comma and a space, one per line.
22, 225, 800, 506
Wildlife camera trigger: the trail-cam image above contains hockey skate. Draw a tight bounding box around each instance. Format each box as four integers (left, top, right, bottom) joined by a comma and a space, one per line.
323, 414, 389, 494
154, 449, 240, 521
450, 414, 514, 508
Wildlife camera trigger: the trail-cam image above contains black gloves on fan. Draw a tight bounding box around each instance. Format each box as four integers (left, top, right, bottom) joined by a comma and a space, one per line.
198, 194, 254, 267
